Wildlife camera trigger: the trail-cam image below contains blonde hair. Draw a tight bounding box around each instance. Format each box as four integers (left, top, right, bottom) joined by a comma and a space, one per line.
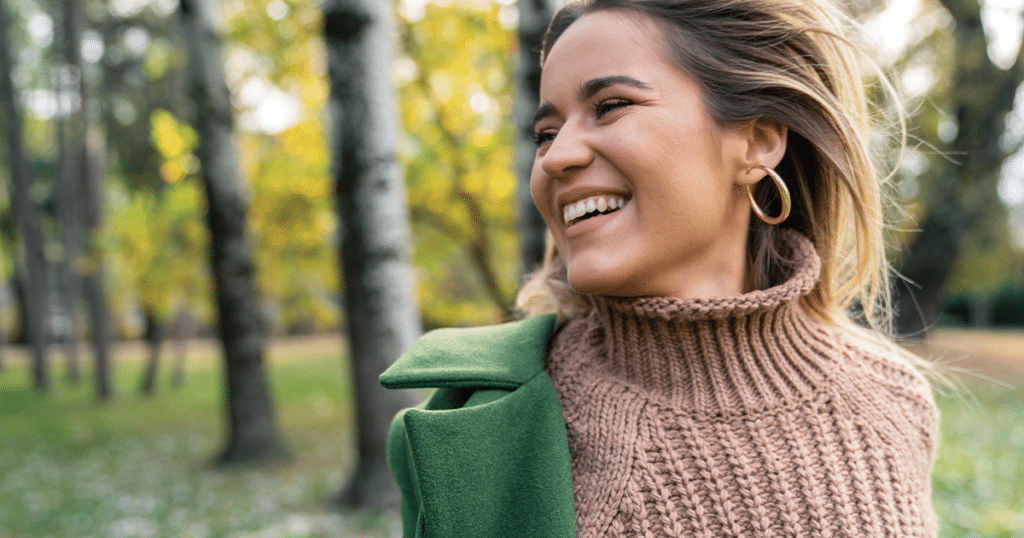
517, 0, 906, 344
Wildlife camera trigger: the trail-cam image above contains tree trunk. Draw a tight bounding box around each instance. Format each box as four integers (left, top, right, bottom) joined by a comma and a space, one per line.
515, 0, 556, 278
81, 145, 114, 401
894, 209, 961, 336
53, 0, 114, 398
0, 0, 50, 390
170, 307, 192, 388
0, 287, 6, 372
323, 0, 423, 510
53, 0, 86, 387
54, 124, 82, 385
56, 0, 114, 400
180, 0, 289, 464
894, 0, 1024, 337
139, 309, 164, 395
72, 0, 114, 402
11, 273, 28, 345
970, 293, 990, 328
82, 259, 114, 400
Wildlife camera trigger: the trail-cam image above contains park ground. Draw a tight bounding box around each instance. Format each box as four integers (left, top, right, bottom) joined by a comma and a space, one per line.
0, 328, 1022, 538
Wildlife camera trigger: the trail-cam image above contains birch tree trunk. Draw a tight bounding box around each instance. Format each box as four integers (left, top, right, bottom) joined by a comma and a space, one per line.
515, 0, 556, 278
323, 0, 422, 509
0, 0, 50, 390
179, 0, 289, 464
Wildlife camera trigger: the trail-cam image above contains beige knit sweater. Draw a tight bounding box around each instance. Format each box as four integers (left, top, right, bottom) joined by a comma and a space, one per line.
545, 232, 939, 538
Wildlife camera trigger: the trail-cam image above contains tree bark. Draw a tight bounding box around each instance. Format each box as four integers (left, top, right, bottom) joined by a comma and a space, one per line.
894, 0, 1024, 337
323, 0, 423, 510
171, 307, 193, 388
53, 0, 89, 388
50, 0, 115, 398
139, 308, 164, 395
0, 286, 6, 372
82, 261, 114, 399
179, 0, 289, 464
0, 0, 50, 390
515, 0, 556, 278
71, 0, 114, 402
54, 111, 82, 385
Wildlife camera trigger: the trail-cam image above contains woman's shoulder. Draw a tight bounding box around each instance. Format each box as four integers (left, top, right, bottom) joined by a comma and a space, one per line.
834, 329, 934, 394
830, 327, 940, 435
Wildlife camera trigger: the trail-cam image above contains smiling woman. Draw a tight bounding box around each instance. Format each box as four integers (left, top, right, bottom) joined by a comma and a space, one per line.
381, 1, 939, 537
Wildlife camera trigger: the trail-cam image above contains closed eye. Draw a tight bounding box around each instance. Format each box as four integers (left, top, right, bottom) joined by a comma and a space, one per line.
533, 130, 557, 147
595, 98, 632, 118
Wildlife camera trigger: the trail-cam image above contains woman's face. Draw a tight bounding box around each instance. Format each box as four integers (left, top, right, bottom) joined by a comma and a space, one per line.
531, 10, 773, 299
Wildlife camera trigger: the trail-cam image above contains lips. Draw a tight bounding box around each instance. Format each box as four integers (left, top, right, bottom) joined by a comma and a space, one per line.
563, 195, 628, 226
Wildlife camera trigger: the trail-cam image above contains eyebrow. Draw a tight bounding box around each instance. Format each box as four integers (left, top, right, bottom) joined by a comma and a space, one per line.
532, 75, 653, 129
579, 75, 652, 101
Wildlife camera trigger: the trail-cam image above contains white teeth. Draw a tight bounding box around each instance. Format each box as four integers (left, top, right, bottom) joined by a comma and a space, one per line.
562, 195, 628, 225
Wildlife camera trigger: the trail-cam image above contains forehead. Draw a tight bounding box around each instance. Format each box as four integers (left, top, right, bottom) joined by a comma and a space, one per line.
540, 10, 670, 91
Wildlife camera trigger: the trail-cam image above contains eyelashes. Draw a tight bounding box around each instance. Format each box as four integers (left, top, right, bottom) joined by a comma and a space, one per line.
533, 98, 634, 147
533, 130, 557, 146
594, 98, 631, 118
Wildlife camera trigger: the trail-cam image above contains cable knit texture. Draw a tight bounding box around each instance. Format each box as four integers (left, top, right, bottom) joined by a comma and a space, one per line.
545, 231, 939, 538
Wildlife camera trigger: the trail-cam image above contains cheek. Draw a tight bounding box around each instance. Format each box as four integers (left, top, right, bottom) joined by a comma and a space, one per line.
530, 168, 553, 221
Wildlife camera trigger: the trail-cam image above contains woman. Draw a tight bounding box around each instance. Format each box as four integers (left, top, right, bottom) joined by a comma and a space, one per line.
381, 0, 939, 536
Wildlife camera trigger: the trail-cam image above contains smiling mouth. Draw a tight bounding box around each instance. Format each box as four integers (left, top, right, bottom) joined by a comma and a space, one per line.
563, 195, 629, 226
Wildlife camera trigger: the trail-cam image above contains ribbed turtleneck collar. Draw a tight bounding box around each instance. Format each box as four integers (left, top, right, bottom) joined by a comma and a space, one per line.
553, 230, 841, 419
600, 230, 821, 322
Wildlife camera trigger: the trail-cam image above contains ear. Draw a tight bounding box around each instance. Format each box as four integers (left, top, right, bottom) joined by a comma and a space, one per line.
730, 118, 788, 186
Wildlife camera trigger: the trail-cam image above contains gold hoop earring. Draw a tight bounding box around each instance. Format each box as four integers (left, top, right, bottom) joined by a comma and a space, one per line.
746, 165, 791, 226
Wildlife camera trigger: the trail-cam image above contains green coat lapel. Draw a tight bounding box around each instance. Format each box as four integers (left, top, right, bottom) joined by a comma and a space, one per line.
381, 314, 576, 538
381, 314, 559, 390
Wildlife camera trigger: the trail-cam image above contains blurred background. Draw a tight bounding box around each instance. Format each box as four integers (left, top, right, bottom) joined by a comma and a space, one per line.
0, 0, 1021, 536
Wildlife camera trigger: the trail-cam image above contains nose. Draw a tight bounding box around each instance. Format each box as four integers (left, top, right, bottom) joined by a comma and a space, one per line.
539, 124, 593, 180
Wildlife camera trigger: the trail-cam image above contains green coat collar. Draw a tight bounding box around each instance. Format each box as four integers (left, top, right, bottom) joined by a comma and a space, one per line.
380, 314, 575, 537
380, 313, 558, 390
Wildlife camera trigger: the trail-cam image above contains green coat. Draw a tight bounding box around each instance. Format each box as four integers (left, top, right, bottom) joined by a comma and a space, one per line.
379, 313, 576, 538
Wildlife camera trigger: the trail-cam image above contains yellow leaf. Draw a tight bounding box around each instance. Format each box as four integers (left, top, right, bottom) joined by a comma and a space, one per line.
160, 160, 187, 185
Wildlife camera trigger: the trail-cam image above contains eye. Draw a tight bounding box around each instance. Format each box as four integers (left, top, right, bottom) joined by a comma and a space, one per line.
533, 130, 557, 147
595, 98, 632, 118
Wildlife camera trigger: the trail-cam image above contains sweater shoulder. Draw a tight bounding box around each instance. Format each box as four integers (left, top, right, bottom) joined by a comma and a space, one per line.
836, 331, 934, 401
831, 330, 940, 449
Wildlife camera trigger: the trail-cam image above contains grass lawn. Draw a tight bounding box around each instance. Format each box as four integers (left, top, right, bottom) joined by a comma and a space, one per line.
0, 336, 399, 538
933, 383, 1024, 538
1, 331, 1022, 537
924, 328, 1024, 538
